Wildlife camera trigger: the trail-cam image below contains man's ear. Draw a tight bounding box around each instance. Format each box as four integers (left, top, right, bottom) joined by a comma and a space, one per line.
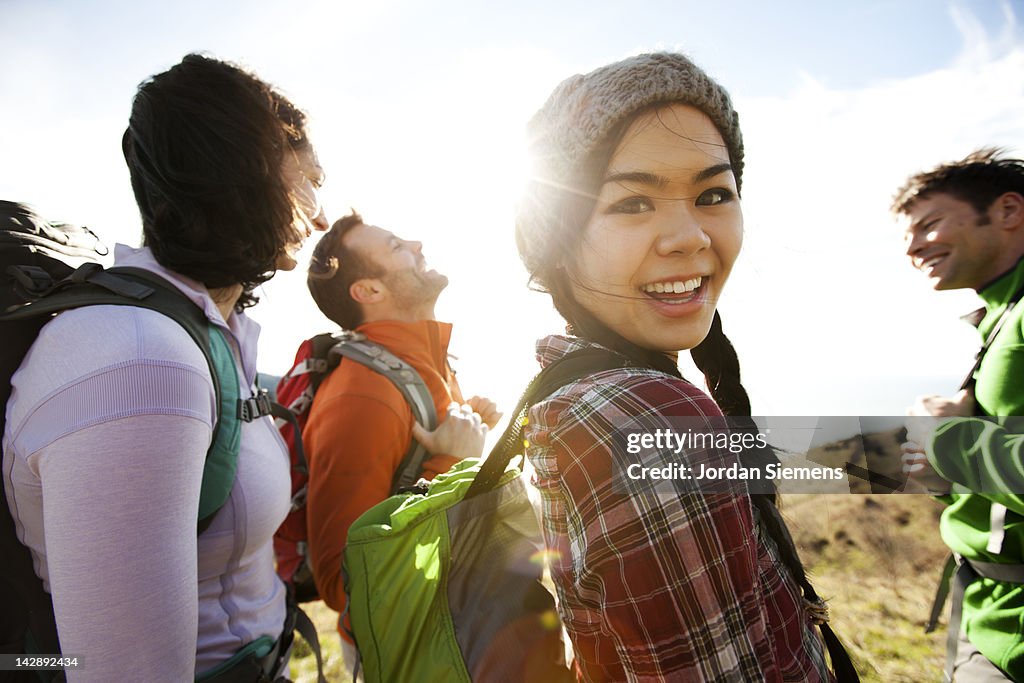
350, 278, 384, 305
993, 192, 1024, 230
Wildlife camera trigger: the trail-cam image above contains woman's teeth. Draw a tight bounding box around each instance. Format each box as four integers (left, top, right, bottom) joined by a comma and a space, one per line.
641, 277, 702, 295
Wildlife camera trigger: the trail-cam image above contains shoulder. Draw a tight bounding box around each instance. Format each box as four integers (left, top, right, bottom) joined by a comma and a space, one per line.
524, 367, 724, 469
313, 356, 408, 411
303, 358, 413, 465
29, 304, 210, 375
1010, 300, 1024, 340
535, 366, 723, 428
306, 358, 410, 436
8, 305, 216, 450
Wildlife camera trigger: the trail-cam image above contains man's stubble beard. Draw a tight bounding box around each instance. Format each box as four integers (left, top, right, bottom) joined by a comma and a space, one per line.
382, 267, 449, 312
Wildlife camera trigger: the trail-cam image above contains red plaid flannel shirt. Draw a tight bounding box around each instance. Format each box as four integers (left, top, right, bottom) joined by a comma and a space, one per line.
526, 336, 830, 682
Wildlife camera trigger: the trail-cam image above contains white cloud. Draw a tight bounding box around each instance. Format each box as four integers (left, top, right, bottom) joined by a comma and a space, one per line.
728, 4, 1024, 413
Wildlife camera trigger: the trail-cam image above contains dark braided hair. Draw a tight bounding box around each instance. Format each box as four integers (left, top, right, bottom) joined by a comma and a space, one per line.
691, 313, 823, 600
691, 313, 856, 678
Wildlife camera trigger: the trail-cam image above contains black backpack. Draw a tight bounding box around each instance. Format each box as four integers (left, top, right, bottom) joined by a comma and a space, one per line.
0, 202, 102, 681
0, 202, 325, 683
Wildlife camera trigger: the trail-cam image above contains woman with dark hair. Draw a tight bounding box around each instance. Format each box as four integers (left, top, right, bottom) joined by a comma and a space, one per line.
516, 53, 853, 681
3, 54, 326, 681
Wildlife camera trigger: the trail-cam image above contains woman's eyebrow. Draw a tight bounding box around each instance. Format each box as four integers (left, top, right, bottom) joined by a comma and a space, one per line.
602, 171, 666, 188
603, 163, 734, 188
693, 163, 733, 183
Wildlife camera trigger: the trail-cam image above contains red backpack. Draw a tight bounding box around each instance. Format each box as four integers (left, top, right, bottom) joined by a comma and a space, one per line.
272, 331, 438, 602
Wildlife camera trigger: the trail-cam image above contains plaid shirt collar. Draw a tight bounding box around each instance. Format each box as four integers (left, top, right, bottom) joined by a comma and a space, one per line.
535, 334, 616, 370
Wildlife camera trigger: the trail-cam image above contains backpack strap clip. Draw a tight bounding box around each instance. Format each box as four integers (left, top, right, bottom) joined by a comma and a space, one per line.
237, 389, 274, 423
6, 264, 57, 298
299, 357, 330, 375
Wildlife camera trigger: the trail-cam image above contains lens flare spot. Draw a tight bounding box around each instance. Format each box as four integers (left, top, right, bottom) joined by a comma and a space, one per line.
539, 609, 561, 631
530, 548, 561, 565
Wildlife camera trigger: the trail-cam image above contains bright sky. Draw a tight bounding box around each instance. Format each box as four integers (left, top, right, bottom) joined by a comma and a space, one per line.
2, 0, 1022, 420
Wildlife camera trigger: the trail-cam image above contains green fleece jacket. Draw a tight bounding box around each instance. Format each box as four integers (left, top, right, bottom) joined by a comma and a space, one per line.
928, 256, 1024, 681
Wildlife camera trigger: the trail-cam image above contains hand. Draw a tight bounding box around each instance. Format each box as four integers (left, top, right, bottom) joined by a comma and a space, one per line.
908, 390, 973, 417
465, 395, 503, 429
905, 390, 973, 446
901, 440, 951, 494
411, 403, 488, 461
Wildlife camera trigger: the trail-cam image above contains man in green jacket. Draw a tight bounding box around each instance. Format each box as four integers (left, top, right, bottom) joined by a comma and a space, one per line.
897, 148, 1024, 682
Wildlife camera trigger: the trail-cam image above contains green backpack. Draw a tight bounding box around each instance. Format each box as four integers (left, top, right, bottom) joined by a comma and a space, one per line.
342, 350, 628, 683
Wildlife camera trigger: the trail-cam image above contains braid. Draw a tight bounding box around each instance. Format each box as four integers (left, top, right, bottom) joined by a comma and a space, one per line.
691, 312, 777, 491
564, 301, 821, 609
690, 310, 750, 415
690, 314, 826, 612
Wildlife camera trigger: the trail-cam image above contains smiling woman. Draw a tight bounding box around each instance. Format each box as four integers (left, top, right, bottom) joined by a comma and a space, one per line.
513, 52, 858, 682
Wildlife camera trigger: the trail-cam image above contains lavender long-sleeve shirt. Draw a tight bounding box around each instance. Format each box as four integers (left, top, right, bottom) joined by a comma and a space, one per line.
2, 246, 289, 681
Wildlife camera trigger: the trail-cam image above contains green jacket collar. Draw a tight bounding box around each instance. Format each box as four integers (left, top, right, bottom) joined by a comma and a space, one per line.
978, 256, 1024, 336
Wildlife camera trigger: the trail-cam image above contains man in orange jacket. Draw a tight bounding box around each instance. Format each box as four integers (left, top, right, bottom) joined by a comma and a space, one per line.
302, 210, 501, 675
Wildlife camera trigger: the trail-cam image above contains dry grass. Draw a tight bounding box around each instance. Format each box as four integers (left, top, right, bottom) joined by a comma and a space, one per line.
288, 600, 349, 682
782, 493, 949, 682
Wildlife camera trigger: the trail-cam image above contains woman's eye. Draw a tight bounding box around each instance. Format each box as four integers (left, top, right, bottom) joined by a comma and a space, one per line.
695, 188, 734, 206
608, 197, 654, 214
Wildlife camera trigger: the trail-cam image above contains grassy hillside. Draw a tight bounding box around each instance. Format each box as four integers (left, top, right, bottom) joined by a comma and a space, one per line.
783, 493, 948, 682
785, 425, 949, 681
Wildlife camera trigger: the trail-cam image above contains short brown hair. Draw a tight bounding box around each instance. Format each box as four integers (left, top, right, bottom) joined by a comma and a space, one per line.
892, 147, 1024, 216
307, 210, 381, 329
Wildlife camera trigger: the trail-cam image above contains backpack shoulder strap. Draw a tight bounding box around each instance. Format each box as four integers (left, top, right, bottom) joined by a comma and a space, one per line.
960, 278, 1024, 393
466, 347, 631, 499
328, 333, 439, 493
308, 333, 341, 392
3, 263, 240, 532
109, 267, 241, 531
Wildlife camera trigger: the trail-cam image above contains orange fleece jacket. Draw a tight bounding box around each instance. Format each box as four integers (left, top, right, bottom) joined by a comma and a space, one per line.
303, 319, 462, 635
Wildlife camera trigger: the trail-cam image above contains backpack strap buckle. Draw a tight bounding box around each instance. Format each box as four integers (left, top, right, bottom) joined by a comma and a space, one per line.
300, 358, 329, 374
6, 264, 57, 297
237, 389, 274, 422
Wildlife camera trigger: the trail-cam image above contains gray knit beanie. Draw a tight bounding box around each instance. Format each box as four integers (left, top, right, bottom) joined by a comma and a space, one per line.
517, 52, 743, 280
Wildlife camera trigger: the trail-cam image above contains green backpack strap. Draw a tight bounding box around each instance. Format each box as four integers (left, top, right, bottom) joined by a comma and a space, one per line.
194, 326, 239, 529
3, 262, 241, 532
107, 267, 241, 531
466, 347, 631, 499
